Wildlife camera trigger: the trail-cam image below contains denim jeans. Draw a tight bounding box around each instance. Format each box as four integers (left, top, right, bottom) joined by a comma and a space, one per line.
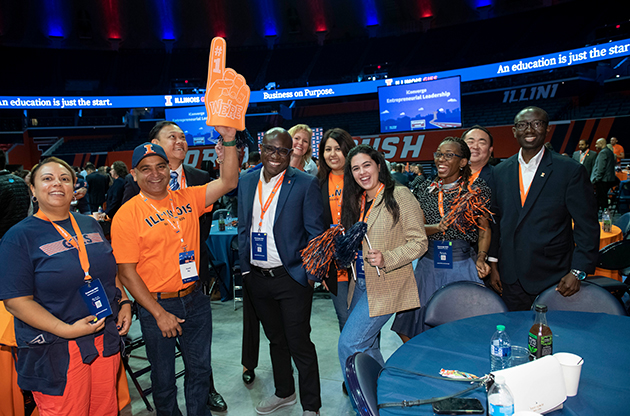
330, 278, 367, 332
138, 286, 212, 416
337, 278, 391, 387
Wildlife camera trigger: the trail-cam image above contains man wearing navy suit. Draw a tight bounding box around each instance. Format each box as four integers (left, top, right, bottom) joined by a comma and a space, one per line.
238, 127, 325, 416
489, 106, 599, 311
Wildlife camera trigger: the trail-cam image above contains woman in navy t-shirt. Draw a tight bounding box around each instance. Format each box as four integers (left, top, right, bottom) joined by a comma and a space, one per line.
0, 157, 131, 415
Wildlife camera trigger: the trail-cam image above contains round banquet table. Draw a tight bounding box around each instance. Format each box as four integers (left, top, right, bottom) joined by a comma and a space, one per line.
206, 219, 238, 301
377, 311, 630, 415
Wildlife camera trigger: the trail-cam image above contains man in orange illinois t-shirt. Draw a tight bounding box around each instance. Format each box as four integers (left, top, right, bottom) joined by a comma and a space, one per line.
112, 127, 238, 416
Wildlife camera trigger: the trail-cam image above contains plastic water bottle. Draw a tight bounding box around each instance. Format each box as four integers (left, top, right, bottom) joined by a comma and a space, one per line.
602, 209, 612, 232
487, 374, 514, 416
98, 206, 103, 214
490, 325, 511, 371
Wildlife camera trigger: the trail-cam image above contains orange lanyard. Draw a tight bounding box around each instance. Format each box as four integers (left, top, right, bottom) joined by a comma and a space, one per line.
359, 183, 384, 222
579, 150, 589, 164
328, 173, 344, 225
35, 211, 92, 281
257, 171, 285, 230
140, 192, 188, 251
470, 169, 481, 183
437, 179, 463, 217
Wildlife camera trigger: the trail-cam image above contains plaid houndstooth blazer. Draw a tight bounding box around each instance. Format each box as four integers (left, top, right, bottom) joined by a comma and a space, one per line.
348, 185, 427, 317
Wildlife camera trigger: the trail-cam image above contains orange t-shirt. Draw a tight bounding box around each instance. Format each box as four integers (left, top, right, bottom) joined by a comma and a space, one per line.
328, 173, 348, 282
111, 185, 207, 293
613, 144, 624, 163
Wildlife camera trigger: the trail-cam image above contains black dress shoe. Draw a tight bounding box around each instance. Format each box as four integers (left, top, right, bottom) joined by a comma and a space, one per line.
208, 390, 227, 412
242, 369, 256, 385
342, 381, 348, 395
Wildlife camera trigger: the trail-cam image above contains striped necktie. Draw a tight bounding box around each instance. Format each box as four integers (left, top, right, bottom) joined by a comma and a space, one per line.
169, 171, 180, 191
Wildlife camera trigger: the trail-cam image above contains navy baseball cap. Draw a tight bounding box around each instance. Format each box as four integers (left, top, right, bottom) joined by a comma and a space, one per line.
132, 142, 169, 168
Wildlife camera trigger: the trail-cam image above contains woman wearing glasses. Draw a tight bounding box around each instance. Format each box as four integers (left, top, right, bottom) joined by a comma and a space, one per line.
288, 124, 318, 175
337, 145, 427, 398
392, 137, 491, 340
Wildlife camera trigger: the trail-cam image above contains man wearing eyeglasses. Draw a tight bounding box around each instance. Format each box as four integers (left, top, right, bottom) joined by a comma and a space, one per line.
237, 127, 325, 416
489, 106, 599, 311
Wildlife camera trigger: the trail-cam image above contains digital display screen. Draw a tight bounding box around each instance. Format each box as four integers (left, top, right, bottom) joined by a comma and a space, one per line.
165, 105, 220, 146
378, 76, 462, 133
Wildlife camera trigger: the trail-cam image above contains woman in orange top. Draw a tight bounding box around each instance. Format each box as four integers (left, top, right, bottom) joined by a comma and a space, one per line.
316, 128, 356, 331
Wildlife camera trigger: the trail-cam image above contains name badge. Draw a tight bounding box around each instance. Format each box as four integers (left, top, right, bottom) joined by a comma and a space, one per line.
355, 249, 366, 279
252, 232, 268, 261
179, 251, 199, 284
79, 278, 113, 320
433, 240, 453, 269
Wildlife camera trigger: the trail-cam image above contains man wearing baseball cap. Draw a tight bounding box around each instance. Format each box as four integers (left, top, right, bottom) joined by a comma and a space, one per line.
112, 127, 238, 416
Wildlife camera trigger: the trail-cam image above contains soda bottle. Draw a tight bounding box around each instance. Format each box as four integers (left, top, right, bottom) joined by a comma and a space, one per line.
218, 214, 226, 232
488, 374, 515, 416
490, 325, 511, 371
528, 304, 552, 360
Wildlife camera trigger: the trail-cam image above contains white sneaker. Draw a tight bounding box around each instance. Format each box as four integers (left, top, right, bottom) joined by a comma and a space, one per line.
255, 393, 297, 414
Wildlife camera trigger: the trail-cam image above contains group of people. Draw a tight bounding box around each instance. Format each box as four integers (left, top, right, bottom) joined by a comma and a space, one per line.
0, 104, 605, 416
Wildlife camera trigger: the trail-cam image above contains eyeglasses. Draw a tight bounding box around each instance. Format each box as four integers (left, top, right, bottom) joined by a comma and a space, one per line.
261, 143, 293, 157
433, 151, 463, 160
514, 120, 547, 131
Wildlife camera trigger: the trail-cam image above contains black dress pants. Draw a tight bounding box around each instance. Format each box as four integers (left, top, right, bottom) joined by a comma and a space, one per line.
248, 266, 321, 412
241, 274, 260, 370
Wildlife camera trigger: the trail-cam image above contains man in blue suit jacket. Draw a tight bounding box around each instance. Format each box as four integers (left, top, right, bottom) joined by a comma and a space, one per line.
490, 106, 599, 311
238, 127, 325, 416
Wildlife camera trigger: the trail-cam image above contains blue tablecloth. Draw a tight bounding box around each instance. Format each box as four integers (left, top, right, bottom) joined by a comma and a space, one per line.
378, 311, 630, 415
206, 219, 238, 301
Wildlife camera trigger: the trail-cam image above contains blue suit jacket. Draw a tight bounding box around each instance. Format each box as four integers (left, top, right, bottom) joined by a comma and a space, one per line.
493, 149, 599, 294
238, 166, 325, 287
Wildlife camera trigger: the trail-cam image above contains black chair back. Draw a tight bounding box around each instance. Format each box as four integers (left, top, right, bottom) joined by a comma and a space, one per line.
345, 352, 382, 416
613, 212, 630, 238
423, 281, 508, 328
533, 281, 627, 316
597, 239, 630, 270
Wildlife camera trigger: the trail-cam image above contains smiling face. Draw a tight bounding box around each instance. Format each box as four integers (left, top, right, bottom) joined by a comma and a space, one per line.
323, 137, 346, 175
292, 129, 311, 157
31, 163, 75, 214
513, 108, 550, 152
261, 129, 293, 181
435, 142, 467, 184
153, 124, 188, 166
350, 152, 381, 196
463, 129, 493, 169
132, 155, 170, 200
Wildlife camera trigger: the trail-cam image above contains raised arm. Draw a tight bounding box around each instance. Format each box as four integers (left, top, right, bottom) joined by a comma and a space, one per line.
204, 126, 239, 207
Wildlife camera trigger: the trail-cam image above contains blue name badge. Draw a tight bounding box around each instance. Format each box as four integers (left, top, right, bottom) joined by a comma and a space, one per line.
79, 278, 113, 320
355, 249, 366, 279
179, 250, 199, 284
252, 232, 268, 261
433, 240, 453, 269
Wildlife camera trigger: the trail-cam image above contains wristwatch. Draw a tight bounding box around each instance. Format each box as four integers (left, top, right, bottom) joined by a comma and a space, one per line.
570, 269, 586, 280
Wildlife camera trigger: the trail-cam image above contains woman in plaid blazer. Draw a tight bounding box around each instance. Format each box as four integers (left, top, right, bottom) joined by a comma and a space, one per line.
337, 145, 427, 397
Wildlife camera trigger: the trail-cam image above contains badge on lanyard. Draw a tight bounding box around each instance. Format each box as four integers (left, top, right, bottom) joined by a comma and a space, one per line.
78, 278, 113, 319
355, 249, 366, 279
179, 251, 199, 284
433, 240, 453, 269
252, 232, 268, 261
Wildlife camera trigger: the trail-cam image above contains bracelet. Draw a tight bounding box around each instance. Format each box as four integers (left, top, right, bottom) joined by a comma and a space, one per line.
119, 299, 133, 308
222, 139, 237, 147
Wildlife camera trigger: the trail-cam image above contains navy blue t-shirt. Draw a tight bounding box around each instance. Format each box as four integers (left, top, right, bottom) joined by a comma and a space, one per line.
0, 212, 121, 394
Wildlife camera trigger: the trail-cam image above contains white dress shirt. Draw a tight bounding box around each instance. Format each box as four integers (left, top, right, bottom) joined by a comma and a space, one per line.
250, 168, 284, 268
518, 146, 545, 196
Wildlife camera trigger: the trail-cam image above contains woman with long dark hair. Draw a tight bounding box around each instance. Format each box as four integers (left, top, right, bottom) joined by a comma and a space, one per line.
316, 128, 356, 331
337, 144, 427, 392
392, 137, 491, 340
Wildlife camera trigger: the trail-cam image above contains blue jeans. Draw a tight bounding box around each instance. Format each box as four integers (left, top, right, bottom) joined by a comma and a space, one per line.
338, 279, 391, 387
331, 278, 366, 332
138, 286, 212, 416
